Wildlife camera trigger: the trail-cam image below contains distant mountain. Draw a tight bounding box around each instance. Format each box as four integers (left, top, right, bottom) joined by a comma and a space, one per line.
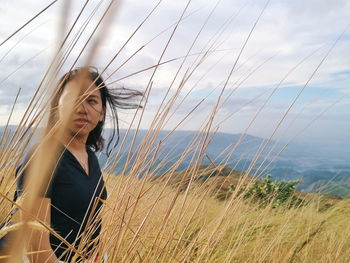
1, 126, 349, 197
309, 181, 350, 198
100, 129, 350, 198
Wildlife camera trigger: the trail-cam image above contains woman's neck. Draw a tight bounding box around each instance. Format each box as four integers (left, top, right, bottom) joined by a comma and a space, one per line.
61, 133, 87, 153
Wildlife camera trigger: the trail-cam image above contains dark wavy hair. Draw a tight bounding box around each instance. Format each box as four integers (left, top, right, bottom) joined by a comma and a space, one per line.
48, 66, 142, 156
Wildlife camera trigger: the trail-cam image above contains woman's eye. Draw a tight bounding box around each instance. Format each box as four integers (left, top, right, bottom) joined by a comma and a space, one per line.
88, 99, 98, 104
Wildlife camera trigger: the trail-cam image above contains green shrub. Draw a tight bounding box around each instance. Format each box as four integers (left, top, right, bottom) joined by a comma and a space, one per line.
229, 174, 303, 208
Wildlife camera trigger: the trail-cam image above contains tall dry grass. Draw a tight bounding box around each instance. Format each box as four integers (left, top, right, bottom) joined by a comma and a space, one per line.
0, 0, 349, 262
100, 175, 350, 262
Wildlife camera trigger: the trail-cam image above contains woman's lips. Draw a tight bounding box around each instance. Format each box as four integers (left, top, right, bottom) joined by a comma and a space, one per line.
74, 118, 89, 127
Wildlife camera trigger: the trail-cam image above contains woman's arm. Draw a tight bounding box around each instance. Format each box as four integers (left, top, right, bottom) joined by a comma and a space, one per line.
23, 197, 58, 263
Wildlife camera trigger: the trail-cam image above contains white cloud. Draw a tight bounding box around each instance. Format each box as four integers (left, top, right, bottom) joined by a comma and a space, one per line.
0, 0, 349, 142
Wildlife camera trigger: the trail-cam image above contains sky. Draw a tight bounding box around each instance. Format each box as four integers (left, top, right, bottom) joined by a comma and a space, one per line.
0, 0, 349, 147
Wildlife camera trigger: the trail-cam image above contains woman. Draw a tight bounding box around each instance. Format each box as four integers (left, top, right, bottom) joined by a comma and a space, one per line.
15, 67, 142, 262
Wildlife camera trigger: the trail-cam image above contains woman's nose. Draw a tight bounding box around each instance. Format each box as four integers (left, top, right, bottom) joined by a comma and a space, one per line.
76, 101, 88, 114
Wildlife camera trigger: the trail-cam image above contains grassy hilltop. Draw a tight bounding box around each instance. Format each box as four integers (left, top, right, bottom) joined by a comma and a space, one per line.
98, 165, 350, 263
1, 162, 349, 262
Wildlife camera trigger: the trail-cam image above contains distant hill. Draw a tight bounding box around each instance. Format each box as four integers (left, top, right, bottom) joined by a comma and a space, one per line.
155, 163, 345, 207
1, 125, 349, 198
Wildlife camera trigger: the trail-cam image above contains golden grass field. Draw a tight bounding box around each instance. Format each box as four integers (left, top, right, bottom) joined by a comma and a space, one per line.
1, 166, 350, 262
98, 173, 350, 262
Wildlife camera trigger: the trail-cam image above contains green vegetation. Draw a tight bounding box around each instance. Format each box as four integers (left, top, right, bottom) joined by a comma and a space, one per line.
229, 174, 303, 208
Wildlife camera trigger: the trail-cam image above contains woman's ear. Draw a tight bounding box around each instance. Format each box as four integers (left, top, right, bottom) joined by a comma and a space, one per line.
99, 108, 106, 122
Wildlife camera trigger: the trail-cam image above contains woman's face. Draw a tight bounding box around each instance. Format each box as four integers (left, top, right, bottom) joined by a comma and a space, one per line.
58, 78, 105, 138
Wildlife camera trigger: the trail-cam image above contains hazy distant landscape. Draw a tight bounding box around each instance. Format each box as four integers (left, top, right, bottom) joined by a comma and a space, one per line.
4, 125, 348, 198
108, 129, 350, 197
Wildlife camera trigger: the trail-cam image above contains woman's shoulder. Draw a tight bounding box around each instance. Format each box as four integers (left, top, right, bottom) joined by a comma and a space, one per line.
17, 142, 67, 169
86, 146, 103, 174
14, 143, 65, 200
86, 145, 100, 163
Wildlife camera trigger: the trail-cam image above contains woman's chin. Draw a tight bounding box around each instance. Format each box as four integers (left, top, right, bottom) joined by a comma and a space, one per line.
69, 127, 90, 138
